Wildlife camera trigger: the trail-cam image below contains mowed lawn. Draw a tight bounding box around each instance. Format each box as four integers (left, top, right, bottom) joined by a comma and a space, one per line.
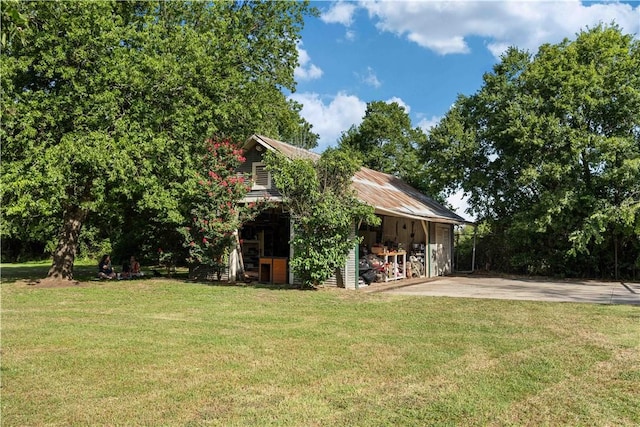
2, 267, 639, 426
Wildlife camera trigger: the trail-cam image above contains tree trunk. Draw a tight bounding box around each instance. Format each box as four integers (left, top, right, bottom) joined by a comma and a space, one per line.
47, 207, 87, 280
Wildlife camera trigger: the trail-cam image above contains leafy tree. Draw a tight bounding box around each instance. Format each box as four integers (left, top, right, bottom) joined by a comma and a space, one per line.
338, 101, 428, 191
1, 0, 29, 49
420, 100, 478, 204
1, 1, 315, 280
263, 148, 379, 288
424, 24, 640, 278
179, 138, 267, 279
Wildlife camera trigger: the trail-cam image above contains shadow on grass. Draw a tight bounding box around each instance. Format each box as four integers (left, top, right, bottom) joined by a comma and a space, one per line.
1, 263, 318, 291
0, 264, 102, 284
187, 278, 317, 291
0, 264, 183, 285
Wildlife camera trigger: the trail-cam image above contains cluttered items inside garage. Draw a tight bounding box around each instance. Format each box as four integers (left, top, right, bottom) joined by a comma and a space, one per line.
239, 208, 290, 284
358, 216, 428, 286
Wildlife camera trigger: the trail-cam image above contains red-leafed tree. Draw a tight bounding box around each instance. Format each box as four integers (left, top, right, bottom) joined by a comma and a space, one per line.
181, 138, 267, 279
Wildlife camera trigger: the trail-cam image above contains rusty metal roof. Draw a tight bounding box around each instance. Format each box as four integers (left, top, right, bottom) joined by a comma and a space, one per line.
249, 134, 319, 161
245, 135, 468, 224
353, 167, 466, 224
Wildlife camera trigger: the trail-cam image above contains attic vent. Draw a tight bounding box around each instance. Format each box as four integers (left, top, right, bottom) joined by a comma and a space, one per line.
252, 162, 271, 190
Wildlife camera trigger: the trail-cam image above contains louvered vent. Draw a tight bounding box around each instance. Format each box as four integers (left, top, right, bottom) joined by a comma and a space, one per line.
252, 162, 271, 189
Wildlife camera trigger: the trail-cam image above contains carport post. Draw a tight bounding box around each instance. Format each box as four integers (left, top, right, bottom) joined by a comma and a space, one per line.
355, 220, 362, 289
471, 225, 477, 273
421, 220, 430, 278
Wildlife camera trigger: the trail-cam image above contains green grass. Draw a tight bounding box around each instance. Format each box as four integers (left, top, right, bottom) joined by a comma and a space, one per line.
2, 266, 639, 426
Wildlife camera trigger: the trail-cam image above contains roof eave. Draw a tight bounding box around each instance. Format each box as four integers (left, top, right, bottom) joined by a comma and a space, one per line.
373, 207, 470, 225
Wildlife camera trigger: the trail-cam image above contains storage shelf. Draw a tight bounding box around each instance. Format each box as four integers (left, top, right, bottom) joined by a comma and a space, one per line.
380, 251, 406, 282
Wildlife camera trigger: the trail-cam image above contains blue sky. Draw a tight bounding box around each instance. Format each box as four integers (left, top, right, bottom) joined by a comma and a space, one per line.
288, 0, 640, 218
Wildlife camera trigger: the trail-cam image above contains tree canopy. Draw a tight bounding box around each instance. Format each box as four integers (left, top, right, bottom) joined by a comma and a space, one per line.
338, 101, 428, 192
424, 24, 640, 278
1, 1, 316, 279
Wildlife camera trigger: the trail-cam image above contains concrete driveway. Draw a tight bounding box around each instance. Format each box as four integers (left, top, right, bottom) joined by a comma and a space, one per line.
380, 275, 640, 305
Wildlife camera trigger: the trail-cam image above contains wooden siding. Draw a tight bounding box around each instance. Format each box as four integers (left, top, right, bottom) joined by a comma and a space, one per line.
241, 144, 281, 199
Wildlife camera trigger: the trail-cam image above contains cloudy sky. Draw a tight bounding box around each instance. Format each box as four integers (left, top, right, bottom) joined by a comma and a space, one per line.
288, 0, 639, 218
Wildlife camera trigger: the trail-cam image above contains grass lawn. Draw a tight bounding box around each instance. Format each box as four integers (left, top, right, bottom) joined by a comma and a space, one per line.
0, 260, 187, 284
2, 265, 639, 426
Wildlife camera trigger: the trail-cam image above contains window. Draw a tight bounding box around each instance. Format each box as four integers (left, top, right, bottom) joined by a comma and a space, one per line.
252, 162, 271, 190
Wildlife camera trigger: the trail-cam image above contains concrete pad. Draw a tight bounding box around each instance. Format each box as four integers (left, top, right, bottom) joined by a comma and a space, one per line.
383, 275, 640, 305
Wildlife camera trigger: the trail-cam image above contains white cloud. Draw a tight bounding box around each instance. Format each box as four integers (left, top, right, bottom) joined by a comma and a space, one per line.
345, 29, 356, 41
386, 97, 410, 114
322, 1, 360, 42
358, 0, 640, 57
295, 63, 323, 81
294, 43, 323, 81
359, 66, 382, 88
288, 92, 367, 152
321, 1, 358, 26
417, 115, 442, 134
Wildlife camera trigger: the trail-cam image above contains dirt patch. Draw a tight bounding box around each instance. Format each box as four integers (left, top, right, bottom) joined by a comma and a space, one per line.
21, 277, 88, 288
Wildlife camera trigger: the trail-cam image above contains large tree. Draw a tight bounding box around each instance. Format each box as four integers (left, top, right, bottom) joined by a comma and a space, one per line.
424, 24, 640, 278
338, 101, 428, 191
1, 1, 316, 280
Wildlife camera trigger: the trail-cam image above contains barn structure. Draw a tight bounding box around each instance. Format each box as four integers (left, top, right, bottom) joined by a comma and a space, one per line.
230, 134, 468, 289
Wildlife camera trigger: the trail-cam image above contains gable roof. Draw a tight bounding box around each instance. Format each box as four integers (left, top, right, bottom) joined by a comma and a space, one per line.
246, 134, 319, 161
244, 134, 468, 225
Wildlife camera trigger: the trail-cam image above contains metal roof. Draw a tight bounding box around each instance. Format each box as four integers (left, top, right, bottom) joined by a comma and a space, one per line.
248, 134, 319, 161
245, 135, 468, 224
